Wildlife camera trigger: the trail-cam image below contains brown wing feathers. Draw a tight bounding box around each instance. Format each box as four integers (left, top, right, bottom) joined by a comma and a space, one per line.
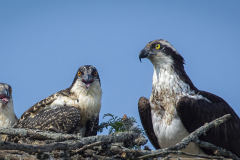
177, 91, 240, 157
20, 93, 58, 120
85, 116, 99, 137
138, 97, 161, 149
13, 89, 81, 134
14, 106, 80, 134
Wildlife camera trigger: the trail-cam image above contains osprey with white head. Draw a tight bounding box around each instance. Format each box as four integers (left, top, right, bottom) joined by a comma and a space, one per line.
138, 39, 240, 157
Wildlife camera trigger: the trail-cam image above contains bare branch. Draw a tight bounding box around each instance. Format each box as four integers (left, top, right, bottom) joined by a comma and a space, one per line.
168, 114, 232, 151
0, 131, 146, 153
137, 114, 238, 159
0, 127, 81, 140
0, 114, 238, 160
194, 139, 240, 160
71, 141, 103, 155
0, 150, 37, 160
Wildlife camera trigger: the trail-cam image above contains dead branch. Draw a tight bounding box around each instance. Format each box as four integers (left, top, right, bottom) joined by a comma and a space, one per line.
71, 141, 103, 155
0, 131, 146, 153
0, 150, 37, 160
0, 127, 81, 140
168, 114, 232, 151
137, 114, 239, 160
110, 143, 224, 159
141, 150, 224, 159
194, 139, 239, 160
0, 114, 238, 160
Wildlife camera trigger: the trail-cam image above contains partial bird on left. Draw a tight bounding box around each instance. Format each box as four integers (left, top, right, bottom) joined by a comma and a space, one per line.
13, 65, 102, 136
0, 83, 18, 127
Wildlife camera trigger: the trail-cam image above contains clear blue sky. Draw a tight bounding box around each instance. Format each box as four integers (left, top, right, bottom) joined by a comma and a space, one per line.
1, 1, 240, 149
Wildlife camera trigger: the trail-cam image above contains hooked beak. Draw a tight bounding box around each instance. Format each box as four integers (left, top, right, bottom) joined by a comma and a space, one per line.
139, 49, 149, 62
0, 89, 10, 104
82, 74, 94, 89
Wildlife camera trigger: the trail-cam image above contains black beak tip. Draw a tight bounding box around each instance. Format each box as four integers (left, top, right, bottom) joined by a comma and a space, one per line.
139, 49, 148, 63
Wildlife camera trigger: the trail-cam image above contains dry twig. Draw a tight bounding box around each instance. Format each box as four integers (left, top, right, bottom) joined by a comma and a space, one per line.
71, 141, 103, 155
0, 127, 81, 140
0, 131, 146, 153
194, 139, 239, 160
137, 114, 239, 160
0, 114, 238, 160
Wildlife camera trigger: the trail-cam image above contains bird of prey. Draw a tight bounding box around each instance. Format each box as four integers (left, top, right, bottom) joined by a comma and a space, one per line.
0, 83, 18, 128
14, 65, 102, 136
138, 39, 240, 156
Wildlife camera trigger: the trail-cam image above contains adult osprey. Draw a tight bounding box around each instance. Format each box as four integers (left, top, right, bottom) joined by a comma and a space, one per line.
14, 65, 102, 136
138, 39, 240, 156
0, 83, 18, 127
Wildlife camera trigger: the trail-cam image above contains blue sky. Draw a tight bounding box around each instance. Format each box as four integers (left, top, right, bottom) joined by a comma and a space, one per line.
1, 1, 240, 149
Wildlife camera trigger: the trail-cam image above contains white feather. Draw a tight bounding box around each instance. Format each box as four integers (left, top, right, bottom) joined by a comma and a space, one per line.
49, 79, 102, 125
0, 99, 16, 127
70, 78, 102, 135
149, 53, 209, 154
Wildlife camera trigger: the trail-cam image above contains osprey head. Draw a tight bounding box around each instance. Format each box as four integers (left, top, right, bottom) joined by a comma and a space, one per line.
139, 39, 184, 68
139, 39, 197, 91
0, 83, 12, 105
72, 65, 101, 90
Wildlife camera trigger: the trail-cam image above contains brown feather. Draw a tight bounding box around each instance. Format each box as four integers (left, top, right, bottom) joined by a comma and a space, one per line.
138, 97, 161, 149
177, 91, 240, 157
14, 106, 80, 134
85, 116, 99, 137
20, 88, 77, 120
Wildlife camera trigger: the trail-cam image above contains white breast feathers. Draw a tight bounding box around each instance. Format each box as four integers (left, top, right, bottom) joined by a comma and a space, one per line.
0, 100, 16, 127
150, 66, 207, 154
70, 80, 102, 125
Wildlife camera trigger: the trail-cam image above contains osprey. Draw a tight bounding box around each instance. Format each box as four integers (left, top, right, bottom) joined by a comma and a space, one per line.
14, 65, 102, 136
138, 39, 240, 156
0, 83, 18, 127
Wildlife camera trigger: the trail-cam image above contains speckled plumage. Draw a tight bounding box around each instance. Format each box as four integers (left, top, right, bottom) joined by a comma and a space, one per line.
15, 106, 80, 133
14, 65, 102, 136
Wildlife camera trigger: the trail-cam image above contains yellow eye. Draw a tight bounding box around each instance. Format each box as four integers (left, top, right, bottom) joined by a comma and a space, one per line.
9, 87, 12, 94
94, 71, 98, 76
78, 71, 81, 76
155, 44, 161, 50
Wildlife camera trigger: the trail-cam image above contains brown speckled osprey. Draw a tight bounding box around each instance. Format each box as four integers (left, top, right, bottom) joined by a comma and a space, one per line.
13, 65, 102, 136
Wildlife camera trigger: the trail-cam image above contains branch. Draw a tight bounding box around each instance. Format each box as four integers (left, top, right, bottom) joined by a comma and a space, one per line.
0, 132, 146, 153
194, 139, 240, 160
0, 114, 238, 160
71, 141, 103, 155
0, 150, 37, 160
141, 150, 224, 159
137, 114, 239, 159
108, 143, 224, 159
0, 127, 81, 141
168, 114, 232, 151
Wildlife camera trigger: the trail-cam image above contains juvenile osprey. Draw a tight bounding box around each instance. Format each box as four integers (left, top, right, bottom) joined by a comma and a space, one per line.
138, 39, 240, 156
0, 83, 18, 127
14, 65, 102, 136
